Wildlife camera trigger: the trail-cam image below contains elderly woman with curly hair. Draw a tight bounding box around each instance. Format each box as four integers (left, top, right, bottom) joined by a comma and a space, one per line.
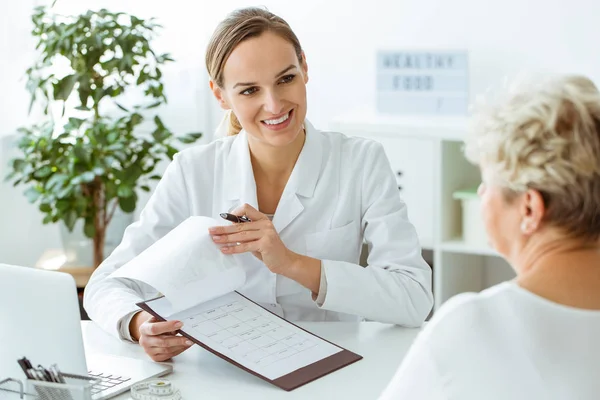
379, 75, 600, 400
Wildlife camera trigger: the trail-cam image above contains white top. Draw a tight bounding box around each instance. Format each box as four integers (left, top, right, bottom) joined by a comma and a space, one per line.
379, 281, 600, 400
83, 120, 433, 340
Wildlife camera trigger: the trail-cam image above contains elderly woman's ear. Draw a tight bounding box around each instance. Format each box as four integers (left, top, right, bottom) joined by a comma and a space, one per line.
519, 190, 545, 235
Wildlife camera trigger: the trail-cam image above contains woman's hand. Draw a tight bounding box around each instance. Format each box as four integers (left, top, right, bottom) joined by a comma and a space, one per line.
208, 204, 321, 293
130, 311, 194, 362
209, 204, 294, 273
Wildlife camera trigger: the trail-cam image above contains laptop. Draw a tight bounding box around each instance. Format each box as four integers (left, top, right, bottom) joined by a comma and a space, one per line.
0, 263, 172, 399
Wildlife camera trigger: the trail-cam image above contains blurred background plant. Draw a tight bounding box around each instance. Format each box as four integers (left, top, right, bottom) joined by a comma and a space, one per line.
5, 5, 202, 267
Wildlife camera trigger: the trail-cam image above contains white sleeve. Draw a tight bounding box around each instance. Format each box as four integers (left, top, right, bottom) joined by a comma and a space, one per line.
318, 141, 434, 327
118, 310, 141, 342
378, 331, 447, 400
83, 154, 191, 339
313, 263, 327, 306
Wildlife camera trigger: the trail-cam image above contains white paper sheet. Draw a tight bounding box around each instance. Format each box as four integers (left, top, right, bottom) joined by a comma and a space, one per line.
146, 292, 342, 380
110, 216, 246, 313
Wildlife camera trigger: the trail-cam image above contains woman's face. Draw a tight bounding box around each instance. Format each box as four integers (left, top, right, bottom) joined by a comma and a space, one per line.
212, 32, 308, 147
478, 168, 523, 259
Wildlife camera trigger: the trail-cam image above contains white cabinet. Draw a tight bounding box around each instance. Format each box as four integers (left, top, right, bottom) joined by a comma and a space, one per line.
372, 136, 435, 248
330, 111, 516, 311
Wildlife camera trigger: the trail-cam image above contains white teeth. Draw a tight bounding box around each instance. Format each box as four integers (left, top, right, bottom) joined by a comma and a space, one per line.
263, 112, 290, 125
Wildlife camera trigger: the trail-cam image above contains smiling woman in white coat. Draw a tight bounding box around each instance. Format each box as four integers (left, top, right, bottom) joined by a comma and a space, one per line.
83, 7, 433, 362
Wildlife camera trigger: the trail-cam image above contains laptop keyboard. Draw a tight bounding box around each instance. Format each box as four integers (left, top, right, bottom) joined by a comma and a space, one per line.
87, 370, 131, 397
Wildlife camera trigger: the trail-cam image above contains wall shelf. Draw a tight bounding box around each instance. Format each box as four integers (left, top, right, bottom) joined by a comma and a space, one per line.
330, 109, 511, 310
439, 239, 499, 257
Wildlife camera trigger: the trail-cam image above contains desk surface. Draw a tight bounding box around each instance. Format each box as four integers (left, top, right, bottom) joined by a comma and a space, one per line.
82, 321, 420, 399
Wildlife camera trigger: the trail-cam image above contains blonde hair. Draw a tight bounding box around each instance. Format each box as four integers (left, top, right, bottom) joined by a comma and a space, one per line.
465, 75, 600, 240
205, 7, 303, 136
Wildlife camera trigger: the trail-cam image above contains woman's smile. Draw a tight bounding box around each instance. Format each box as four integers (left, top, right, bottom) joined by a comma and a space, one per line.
261, 109, 294, 131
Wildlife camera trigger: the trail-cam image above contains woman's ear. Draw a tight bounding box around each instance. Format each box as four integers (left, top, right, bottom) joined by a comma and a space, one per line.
520, 189, 546, 234
301, 52, 309, 84
209, 80, 231, 110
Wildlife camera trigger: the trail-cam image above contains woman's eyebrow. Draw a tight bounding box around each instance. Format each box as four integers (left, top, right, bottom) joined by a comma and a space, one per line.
233, 64, 297, 89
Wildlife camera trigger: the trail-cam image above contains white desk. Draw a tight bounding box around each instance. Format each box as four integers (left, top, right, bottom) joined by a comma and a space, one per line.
81, 321, 420, 399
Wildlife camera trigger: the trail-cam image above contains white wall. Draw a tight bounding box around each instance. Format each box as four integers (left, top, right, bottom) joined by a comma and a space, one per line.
2, 0, 600, 266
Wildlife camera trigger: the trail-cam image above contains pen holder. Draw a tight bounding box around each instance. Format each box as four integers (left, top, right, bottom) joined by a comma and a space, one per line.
0, 373, 99, 400
28, 373, 98, 400
0, 378, 27, 400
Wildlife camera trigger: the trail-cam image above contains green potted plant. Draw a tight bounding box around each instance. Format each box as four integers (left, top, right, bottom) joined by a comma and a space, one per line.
5, 6, 202, 267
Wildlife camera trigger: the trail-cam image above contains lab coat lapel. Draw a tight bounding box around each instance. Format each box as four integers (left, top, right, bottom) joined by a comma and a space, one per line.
272, 121, 323, 234
223, 130, 258, 212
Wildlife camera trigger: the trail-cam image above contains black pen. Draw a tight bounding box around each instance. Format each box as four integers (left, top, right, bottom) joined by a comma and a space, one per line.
17, 358, 32, 379
220, 213, 251, 223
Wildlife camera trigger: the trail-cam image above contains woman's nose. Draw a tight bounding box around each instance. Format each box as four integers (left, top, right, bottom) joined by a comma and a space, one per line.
263, 91, 284, 115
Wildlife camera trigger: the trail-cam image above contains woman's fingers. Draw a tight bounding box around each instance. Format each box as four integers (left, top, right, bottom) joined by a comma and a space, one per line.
139, 319, 182, 337
220, 239, 263, 254
149, 345, 191, 362
137, 318, 194, 361
209, 218, 271, 236
141, 334, 192, 349
230, 203, 267, 221
212, 229, 262, 244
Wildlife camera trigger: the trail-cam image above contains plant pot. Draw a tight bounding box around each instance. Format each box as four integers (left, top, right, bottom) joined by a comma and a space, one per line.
59, 209, 134, 267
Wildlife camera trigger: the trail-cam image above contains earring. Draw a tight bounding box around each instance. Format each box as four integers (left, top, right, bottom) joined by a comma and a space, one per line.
520, 220, 529, 233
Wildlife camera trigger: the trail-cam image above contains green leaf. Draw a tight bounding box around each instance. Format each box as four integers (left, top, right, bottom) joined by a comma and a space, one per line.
39, 203, 52, 213
140, 185, 151, 192
153, 115, 165, 130
11, 159, 26, 173
177, 132, 202, 144
106, 131, 119, 143
93, 167, 104, 176
123, 164, 143, 184
117, 184, 134, 198
80, 171, 96, 183
136, 72, 149, 85
166, 145, 178, 159
24, 187, 41, 203
115, 103, 129, 112
56, 199, 69, 211
119, 195, 136, 213
73, 146, 89, 163
45, 173, 68, 190
66, 117, 85, 130
53, 74, 78, 101
149, 174, 162, 180
4, 171, 16, 182
33, 165, 53, 179
145, 101, 161, 109
63, 210, 77, 231
57, 186, 73, 199
84, 219, 96, 238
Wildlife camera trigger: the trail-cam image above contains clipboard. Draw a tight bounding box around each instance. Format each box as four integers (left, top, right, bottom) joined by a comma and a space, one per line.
137, 291, 362, 391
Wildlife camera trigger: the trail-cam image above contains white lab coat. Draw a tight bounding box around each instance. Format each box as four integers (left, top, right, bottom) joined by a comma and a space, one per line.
84, 120, 433, 340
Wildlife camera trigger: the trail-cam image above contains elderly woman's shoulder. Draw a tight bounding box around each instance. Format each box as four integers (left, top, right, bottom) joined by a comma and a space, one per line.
422, 282, 518, 341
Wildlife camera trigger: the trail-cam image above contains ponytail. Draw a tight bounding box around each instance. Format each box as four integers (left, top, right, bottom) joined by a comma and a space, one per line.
228, 110, 243, 136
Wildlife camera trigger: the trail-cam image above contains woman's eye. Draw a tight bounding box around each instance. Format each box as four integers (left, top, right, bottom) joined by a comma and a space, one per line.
240, 87, 258, 96
279, 74, 295, 84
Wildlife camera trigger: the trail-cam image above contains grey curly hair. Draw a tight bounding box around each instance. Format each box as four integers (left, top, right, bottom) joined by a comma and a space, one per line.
465, 74, 600, 240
